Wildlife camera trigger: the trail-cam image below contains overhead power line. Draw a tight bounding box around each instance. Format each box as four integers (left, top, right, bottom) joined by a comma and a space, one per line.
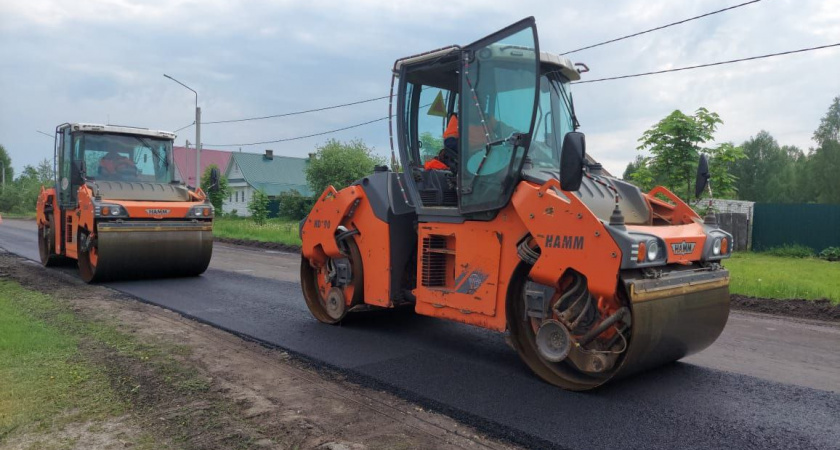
203, 95, 391, 125
560, 0, 763, 55
205, 116, 390, 147
204, 42, 839, 147
574, 42, 840, 84
173, 121, 195, 133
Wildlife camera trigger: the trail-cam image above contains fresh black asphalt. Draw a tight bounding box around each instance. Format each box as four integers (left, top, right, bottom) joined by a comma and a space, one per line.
2, 225, 838, 449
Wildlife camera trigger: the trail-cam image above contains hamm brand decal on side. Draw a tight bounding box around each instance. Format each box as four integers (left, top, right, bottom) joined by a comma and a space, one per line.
544, 235, 585, 250
671, 241, 696, 255
146, 209, 171, 215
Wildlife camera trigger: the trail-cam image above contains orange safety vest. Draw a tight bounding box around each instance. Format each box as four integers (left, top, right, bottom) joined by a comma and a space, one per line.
444, 115, 459, 139
99, 154, 136, 175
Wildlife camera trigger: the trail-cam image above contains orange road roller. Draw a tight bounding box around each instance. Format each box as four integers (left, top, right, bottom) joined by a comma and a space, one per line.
36, 123, 216, 282
300, 18, 731, 390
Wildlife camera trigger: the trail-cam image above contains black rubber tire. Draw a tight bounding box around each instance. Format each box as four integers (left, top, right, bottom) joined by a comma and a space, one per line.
300, 239, 364, 325
38, 215, 70, 267
77, 229, 102, 283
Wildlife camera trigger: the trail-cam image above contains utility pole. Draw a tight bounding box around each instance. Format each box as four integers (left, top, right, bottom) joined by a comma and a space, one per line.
196, 107, 201, 189
164, 74, 201, 189
1, 161, 5, 192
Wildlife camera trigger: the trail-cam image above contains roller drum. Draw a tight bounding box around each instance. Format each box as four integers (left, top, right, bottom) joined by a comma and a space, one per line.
509, 266, 730, 390
614, 275, 730, 380
90, 221, 213, 281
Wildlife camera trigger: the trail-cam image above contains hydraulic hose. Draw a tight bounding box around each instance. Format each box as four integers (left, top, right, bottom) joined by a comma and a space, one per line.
578, 307, 630, 347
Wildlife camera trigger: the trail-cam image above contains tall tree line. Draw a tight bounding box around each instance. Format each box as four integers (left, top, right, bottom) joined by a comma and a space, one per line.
730, 96, 840, 204
624, 96, 840, 204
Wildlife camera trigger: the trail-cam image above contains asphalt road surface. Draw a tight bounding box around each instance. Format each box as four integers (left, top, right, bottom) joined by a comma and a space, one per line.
2, 219, 838, 450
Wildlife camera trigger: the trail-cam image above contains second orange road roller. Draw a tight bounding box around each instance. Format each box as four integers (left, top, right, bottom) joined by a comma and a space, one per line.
299, 17, 732, 390
36, 123, 216, 282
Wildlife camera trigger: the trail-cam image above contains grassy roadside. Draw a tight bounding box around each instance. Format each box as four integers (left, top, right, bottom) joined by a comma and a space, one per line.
0, 279, 145, 447
725, 252, 840, 303
0, 281, 128, 443
0, 278, 256, 448
0, 211, 36, 220
213, 217, 301, 246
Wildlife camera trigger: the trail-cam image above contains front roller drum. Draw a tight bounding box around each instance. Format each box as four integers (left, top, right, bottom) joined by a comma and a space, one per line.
78, 221, 213, 283
509, 266, 730, 390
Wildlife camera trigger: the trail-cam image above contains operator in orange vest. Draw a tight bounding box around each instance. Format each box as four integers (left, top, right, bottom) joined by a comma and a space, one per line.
424, 114, 459, 170
98, 150, 138, 178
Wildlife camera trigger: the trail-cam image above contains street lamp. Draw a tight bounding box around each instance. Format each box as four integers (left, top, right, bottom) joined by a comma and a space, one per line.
164, 74, 201, 189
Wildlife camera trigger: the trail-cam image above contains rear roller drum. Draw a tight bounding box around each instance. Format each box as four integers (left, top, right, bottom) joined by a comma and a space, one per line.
301, 238, 364, 324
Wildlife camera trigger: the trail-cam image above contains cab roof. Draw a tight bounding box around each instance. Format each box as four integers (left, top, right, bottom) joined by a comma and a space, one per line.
59, 123, 176, 140
393, 46, 581, 82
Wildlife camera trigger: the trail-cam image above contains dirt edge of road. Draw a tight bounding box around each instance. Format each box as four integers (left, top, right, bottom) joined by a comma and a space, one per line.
730, 294, 840, 322
215, 236, 301, 253
0, 252, 519, 450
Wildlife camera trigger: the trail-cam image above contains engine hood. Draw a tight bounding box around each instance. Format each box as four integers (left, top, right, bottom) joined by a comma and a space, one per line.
573, 174, 651, 225
90, 181, 192, 202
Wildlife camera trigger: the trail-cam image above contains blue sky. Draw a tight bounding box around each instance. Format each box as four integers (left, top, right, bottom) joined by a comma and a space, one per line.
1, 0, 839, 177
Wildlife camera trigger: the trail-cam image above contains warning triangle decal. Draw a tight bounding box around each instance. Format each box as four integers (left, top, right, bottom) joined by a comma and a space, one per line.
427, 91, 447, 117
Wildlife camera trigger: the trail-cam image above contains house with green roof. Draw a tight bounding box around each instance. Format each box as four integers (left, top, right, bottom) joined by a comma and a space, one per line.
224, 150, 312, 216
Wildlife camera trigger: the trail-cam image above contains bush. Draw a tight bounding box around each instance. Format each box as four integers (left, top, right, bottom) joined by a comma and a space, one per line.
247, 189, 269, 225
819, 247, 840, 262
761, 244, 815, 259
276, 190, 314, 220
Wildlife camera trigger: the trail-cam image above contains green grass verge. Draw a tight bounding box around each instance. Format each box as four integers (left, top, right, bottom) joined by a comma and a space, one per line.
0, 211, 36, 220
0, 280, 125, 441
725, 252, 840, 303
0, 278, 219, 447
213, 217, 301, 246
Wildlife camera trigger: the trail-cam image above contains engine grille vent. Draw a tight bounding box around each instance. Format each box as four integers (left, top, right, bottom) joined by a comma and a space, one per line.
421, 235, 452, 287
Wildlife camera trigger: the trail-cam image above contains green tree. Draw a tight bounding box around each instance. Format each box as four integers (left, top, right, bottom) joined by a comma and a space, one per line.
0, 144, 12, 186
622, 155, 644, 181
200, 164, 230, 212
813, 96, 840, 146
247, 189, 270, 225
705, 143, 745, 199
305, 139, 386, 195
635, 108, 722, 199
809, 140, 840, 204
419, 132, 443, 162
730, 131, 803, 203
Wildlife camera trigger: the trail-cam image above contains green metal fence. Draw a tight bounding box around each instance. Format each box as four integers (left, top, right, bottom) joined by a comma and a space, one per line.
752, 203, 840, 251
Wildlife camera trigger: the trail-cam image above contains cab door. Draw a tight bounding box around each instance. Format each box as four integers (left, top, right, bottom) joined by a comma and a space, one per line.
458, 17, 541, 215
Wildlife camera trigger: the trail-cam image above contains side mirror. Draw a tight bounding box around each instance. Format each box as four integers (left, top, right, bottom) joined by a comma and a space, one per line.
694, 154, 710, 198
209, 167, 221, 192
560, 131, 586, 192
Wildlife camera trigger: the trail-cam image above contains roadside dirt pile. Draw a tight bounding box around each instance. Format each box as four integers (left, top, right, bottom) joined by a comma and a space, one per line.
730, 295, 840, 322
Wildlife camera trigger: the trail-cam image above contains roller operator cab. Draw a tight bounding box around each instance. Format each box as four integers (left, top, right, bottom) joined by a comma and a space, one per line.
36, 123, 215, 283
300, 17, 732, 390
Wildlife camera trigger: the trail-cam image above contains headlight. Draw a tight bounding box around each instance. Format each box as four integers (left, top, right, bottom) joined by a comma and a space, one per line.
702, 231, 733, 260
188, 205, 214, 218
95, 204, 127, 218
647, 240, 660, 261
